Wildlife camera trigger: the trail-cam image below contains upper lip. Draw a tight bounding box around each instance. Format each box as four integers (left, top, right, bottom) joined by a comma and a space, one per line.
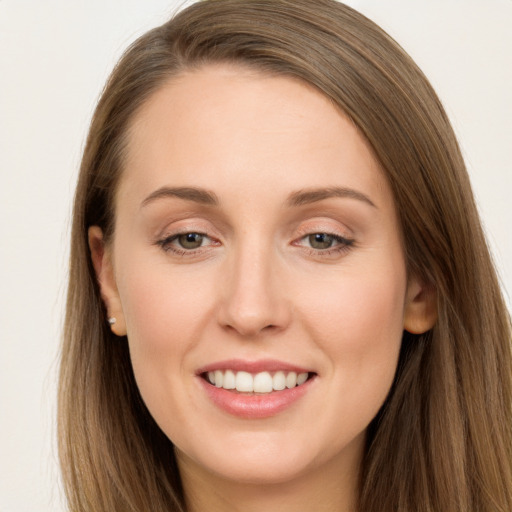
196, 359, 314, 375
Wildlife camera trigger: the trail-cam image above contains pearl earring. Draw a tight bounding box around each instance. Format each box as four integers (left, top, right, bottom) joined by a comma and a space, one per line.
108, 317, 117, 325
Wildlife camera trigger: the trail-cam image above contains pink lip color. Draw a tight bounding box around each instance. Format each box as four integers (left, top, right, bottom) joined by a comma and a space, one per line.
196, 358, 311, 374
196, 359, 316, 419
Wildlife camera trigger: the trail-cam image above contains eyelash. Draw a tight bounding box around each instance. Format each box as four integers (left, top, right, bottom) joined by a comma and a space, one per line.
294, 233, 355, 257
155, 232, 216, 256
155, 231, 355, 258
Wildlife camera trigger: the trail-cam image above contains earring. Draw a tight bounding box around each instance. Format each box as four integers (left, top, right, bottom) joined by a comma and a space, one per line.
108, 317, 117, 325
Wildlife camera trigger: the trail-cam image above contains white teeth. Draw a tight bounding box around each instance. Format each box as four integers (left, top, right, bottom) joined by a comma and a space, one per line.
286, 371, 297, 388
206, 369, 311, 393
235, 371, 253, 392
253, 372, 273, 393
272, 371, 286, 391
223, 369, 236, 390
297, 372, 308, 385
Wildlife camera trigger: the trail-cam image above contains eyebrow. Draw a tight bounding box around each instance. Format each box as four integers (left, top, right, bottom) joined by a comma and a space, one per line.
141, 186, 219, 208
286, 187, 377, 208
140, 185, 376, 209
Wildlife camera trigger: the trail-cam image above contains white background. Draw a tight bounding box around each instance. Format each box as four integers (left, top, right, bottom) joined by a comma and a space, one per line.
1, 1, 510, 510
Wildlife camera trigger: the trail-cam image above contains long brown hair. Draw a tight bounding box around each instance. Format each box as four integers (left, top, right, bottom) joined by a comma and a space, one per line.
59, 1, 512, 510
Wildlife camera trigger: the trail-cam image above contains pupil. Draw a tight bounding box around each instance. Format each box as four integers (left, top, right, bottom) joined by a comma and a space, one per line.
309, 233, 333, 249
179, 233, 203, 249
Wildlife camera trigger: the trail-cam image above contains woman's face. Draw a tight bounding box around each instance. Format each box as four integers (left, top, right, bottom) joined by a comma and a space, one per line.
92, 64, 429, 487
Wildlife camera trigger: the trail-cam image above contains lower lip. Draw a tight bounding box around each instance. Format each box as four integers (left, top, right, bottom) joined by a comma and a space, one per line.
198, 376, 315, 419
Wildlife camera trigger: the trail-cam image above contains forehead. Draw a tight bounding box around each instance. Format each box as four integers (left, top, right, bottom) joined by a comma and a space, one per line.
119, 63, 390, 211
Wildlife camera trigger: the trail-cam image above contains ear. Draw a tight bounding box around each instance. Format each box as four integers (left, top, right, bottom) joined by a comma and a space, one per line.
403, 275, 437, 334
88, 226, 127, 336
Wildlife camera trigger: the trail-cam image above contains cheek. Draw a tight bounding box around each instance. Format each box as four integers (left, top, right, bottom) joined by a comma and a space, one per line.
119, 259, 212, 345
294, 266, 407, 449
301, 262, 406, 389
115, 260, 215, 403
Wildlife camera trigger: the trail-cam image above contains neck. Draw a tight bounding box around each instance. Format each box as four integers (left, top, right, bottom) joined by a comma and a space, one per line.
176, 441, 362, 512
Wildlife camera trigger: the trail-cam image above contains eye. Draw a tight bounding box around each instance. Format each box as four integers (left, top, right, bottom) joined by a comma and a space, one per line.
307, 233, 337, 250
176, 233, 205, 249
293, 231, 355, 257
156, 231, 217, 254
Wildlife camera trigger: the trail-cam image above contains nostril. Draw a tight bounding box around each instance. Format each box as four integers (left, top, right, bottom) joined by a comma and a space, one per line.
222, 321, 281, 338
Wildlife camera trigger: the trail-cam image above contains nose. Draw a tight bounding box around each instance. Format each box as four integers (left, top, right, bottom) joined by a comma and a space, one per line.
216, 241, 291, 338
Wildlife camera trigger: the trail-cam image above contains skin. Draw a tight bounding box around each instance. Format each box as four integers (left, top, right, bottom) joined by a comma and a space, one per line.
89, 64, 436, 512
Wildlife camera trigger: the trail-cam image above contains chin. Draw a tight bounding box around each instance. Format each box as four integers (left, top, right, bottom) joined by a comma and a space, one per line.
186, 450, 314, 486
174, 426, 365, 488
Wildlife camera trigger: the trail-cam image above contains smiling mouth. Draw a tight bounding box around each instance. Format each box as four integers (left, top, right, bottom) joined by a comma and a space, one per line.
202, 370, 316, 394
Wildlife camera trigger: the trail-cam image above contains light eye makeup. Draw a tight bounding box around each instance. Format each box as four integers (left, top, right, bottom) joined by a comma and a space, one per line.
154, 229, 355, 260
290, 217, 356, 258
294, 232, 355, 257
155, 231, 219, 256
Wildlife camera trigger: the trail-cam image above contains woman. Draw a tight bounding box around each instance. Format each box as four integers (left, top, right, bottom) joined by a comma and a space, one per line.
58, 0, 512, 510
